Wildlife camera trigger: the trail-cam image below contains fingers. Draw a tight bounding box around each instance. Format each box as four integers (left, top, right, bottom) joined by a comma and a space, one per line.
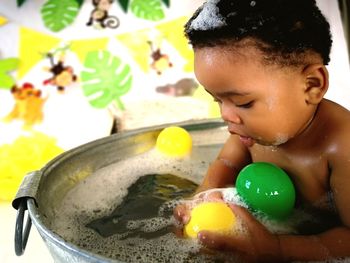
228, 204, 280, 260
198, 230, 254, 253
194, 189, 224, 201
198, 231, 231, 250
198, 230, 258, 262
173, 203, 190, 224
207, 190, 224, 201
229, 204, 255, 222
173, 225, 185, 238
229, 204, 265, 232
197, 205, 258, 254
173, 189, 225, 225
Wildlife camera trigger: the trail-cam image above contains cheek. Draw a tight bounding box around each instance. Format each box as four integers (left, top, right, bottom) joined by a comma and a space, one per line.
265, 101, 307, 138
242, 102, 294, 138
265, 85, 306, 122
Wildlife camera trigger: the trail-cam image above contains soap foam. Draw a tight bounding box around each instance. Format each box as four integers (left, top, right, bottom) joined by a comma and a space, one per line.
190, 0, 227, 31
49, 145, 240, 262
48, 138, 347, 263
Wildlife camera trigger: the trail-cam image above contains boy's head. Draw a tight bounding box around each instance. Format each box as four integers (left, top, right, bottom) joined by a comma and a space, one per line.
185, 0, 332, 67
186, 0, 332, 146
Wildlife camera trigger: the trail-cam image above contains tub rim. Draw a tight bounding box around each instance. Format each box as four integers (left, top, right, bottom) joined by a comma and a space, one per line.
12, 118, 226, 261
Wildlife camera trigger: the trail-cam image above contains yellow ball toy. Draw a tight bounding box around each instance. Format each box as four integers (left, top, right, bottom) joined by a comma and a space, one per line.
156, 126, 192, 157
184, 202, 236, 238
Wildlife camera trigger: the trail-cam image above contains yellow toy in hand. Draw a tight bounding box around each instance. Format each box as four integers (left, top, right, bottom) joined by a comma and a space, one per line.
184, 202, 236, 238
156, 126, 192, 157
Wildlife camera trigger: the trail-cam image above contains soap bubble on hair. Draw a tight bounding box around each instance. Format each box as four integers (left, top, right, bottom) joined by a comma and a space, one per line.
190, 0, 227, 31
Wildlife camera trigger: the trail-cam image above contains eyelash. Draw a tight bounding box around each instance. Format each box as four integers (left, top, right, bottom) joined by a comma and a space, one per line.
213, 98, 254, 109
237, 101, 254, 108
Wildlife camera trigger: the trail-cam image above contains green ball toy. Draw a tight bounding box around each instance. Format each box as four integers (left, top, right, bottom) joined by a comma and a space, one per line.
236, 162, 296, 220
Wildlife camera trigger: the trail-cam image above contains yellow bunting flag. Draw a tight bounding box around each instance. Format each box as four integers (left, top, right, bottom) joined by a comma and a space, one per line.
155, 16, 194, 72
70, 38, 109, 64
18, 27, 61, 79
0, 15, 8, 26
116, 29, 152, 72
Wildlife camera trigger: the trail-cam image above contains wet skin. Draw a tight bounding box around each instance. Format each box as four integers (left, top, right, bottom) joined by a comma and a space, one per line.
175, 45, 350, 262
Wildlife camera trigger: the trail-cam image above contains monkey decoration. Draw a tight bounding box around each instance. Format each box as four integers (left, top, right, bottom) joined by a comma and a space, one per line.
148, 41, 173, 75
43, 53, 77, 92
3, 83, 47, 128
86, 0, 120, 29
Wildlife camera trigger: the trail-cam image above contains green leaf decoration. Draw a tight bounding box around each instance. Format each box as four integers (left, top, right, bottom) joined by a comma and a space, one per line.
75, 0, 84, 7
41, 0, 80, 32
81, 50, 132, 109
118, 0, 130, 12
0, 58, 19, 89
130, 0, 165, 21
0, 74, 15, 89
161, 0, 170, 7
17, 0, 27, 7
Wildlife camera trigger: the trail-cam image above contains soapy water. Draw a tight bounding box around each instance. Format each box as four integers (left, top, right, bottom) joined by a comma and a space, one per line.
86, 173, 198, 239
49, 145, 346, 263
50, 145, 244, 262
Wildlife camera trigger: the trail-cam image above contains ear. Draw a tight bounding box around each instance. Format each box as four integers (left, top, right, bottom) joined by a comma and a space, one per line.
302, 64, 329, 105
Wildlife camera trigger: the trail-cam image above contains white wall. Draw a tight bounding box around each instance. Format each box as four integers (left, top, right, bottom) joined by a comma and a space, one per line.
317, 0, 350, 109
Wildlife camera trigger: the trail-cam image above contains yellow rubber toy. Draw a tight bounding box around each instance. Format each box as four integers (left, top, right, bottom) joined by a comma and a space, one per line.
156, 126, 192, 157
184, 202, 236, 238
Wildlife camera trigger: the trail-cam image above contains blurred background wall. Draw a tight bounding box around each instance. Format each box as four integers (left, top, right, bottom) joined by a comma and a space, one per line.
0, 0, 348, 201
0, 0, 212, 203
317, 0, 350, 110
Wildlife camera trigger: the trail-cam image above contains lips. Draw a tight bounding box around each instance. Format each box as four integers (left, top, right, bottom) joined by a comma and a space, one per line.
239, 135, 255, 147
228, 126, 255, 147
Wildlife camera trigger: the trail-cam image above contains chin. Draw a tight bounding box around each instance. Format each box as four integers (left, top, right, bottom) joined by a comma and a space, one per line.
256, 137, 289, 147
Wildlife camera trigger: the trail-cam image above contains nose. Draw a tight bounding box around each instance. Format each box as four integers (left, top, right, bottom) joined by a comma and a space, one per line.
220, 102, 242, 124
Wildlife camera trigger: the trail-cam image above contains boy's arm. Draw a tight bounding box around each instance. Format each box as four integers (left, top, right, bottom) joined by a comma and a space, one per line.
279, 132, 350, 261
279, 227, 350, 261
196, 134, 251, 193
199, 205, 350, 262
199, 133, 350, 262
173, 134, 251, 225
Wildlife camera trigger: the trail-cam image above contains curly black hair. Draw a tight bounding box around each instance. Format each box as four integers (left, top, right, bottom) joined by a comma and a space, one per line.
185, 0, 332, 66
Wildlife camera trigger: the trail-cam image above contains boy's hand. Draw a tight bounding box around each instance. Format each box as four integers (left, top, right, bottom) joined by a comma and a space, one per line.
197, 204, 282, 263
173, 202, 191, 226
173, 190, 225, 233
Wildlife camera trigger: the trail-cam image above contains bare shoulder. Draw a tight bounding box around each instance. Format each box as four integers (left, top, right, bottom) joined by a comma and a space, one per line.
320, 99, 350, 151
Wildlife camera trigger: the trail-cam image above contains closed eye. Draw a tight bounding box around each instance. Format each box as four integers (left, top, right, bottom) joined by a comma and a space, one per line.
236, 101, 254, 108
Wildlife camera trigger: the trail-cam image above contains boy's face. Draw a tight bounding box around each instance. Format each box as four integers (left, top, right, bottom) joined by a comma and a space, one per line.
194, 46, 316, 146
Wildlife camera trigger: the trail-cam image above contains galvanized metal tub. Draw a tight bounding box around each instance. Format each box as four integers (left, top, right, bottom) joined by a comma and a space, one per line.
12, 119, 228, 263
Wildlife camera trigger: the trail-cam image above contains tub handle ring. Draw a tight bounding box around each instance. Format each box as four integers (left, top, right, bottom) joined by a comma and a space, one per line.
12, 171, 41, 256
15, 200, 32, 256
